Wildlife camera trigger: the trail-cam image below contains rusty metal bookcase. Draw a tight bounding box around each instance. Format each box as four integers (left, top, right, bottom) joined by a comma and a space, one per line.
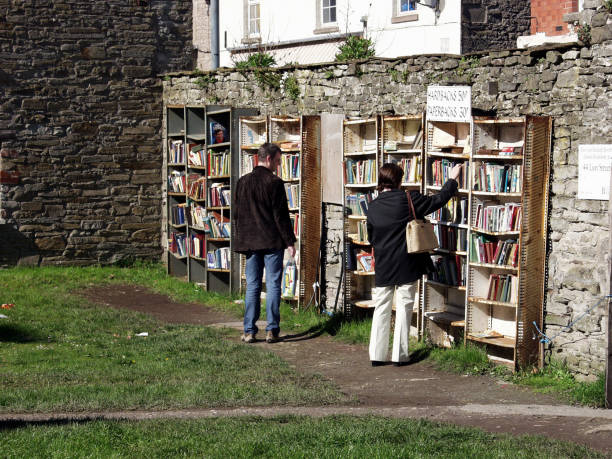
237, 115, 321, 310
342, 116, 379, 319
464, 115, 551, 369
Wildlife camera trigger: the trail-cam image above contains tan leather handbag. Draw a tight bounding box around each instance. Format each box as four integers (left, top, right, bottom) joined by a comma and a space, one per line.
406, 192, 439, 254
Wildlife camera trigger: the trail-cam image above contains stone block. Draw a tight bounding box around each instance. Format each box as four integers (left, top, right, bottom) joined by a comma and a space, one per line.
35, 236, 66, 251
555, 68, 580, 88
591, 24, 612, 44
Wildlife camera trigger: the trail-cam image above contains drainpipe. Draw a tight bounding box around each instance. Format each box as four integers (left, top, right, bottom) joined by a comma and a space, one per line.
211, 0, 219, 69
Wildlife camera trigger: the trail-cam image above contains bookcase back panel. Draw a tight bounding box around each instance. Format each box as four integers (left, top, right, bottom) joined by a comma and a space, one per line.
167, 107, 185, 135
299, 116, 322, 308
240, 117, 267, 147
516, 116, 551, 366
186, 107, 206, 139
270, 117, 300, 142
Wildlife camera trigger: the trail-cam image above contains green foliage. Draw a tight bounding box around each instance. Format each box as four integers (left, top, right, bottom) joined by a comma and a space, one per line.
2, 416, 604, 457
575, 22, 591, 46
335, 36, 375, 62
234, 52, 276, 69
429, 342, 494, 374
324, 69, 335, 80
194, 73, 217, 89
388, 68, 400, 83
604, 0, 612, 12
283, 75, 300, 102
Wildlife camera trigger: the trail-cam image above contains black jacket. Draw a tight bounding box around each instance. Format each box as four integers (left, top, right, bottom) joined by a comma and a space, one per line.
233, 166, 296, 253
366, 180, 458, 287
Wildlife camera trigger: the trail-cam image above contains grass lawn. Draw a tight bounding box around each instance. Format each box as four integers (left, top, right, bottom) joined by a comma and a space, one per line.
2, 416, 603, 458
0, 265, 348, 412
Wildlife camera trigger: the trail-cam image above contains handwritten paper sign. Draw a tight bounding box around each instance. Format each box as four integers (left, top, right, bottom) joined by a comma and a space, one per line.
578, 144, 612, 200
426, 85, 472, 122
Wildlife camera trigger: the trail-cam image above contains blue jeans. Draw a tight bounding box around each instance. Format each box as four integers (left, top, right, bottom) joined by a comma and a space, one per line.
244, 249, 284, 336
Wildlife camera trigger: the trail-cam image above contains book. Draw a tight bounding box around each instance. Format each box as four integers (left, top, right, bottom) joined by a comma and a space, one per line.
209, 121, 228, 144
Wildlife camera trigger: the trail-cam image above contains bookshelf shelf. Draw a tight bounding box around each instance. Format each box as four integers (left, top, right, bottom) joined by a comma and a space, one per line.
169, 252, 187, 260
344, 151, 377, 157
470, 228, 520, 237
425, 279, 466, 291
190, 255, 206, 261
354, 299, 375, 308
469, 262, 518, 272
468, 297, 517, 308
207, 175, 230, 180
353, 271, 375, 276
187, 134, 207, 141
472, 191, 522, 198
348, 215, 367, 220
472, 154, 523, 160
168, 132, 184, 137
385, 149, 421, 154
187, 164, 207, 171
467, 334, 516, 348
428, 220, 469, 229
189, 196, 206, 203
208, 237, 230, 242
427, 185, 469, 194
208, 141, 231, 148
433, 248, 467, 256
207, 268, 230, 273
424, 310, 464, 327
170, 223, 186, 229
345, 183, 377, 188
207, 108, 231, 115
426, 152, 470, 159
190, 225, 208, 232
168, 192, 186, 197
207, 206, 230, 210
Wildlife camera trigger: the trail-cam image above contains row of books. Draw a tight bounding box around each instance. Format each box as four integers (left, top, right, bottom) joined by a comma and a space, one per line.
209, 183, 231, 207
169, 232, 186, 257
276, 154, 300, 180
485, 274, 518, 303
344, 159, 376, 184
345, 192, 376, 217
471, 236, 518, 267
189, 205, 207, 229
429, 254, 466, 287
189, 233, 206, 258
383, 124, 423, 151
476, 146, 523, 156
357, 220, 369, 243
430, 159, 469, 189
168, 171, 186, 193
284, 183, 300, 209
187, 175, 206, 200
434, 225, 467, 252
290, 213, 300, 238
208, 151, 231, 177
207, 247, 230, 269
474, 202, 522, 233
391, 156, 421, 184
171, 204, 186, 226
188, 144, 206, 167
355, 249, 374, 272
209, 212, 231, 238
430, 197, 468, 224
169, 140, 185, 164
473, 163, 522, 193
242, 153, 257, 175
281, 261, 297, 298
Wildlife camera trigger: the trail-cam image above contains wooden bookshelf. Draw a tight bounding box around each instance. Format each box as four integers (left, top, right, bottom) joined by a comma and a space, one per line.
465, 115, 551, 369
422, 118, 472, 348
237, 115, 321, 309
342, 116, 378, 319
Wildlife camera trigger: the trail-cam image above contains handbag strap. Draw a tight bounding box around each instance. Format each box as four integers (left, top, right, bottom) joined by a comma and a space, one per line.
406, 191, 417, 221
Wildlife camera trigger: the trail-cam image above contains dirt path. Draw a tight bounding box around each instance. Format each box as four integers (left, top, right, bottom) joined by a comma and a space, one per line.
14, 284, 610, 453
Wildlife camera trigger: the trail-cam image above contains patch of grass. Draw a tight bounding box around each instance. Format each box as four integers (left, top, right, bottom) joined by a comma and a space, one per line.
0, 265, 347, 412
2, 416, 604, 458
429, 342, 494, 375
511, 360, 606, 408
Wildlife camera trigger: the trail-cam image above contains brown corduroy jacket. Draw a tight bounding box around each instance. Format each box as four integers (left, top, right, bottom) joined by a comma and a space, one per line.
233, 166, 296, 254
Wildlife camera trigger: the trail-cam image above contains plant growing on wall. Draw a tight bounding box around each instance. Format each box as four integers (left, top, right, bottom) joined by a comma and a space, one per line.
234, 52, 281, 92
282, 75, 300, 102
235, 52, 276, 69
335, 36, 375, 62
574, 22, 591, 46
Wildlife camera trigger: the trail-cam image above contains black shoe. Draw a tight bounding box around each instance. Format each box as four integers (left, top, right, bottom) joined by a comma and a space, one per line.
371, 361, 386, 367
392, 360, 410, 367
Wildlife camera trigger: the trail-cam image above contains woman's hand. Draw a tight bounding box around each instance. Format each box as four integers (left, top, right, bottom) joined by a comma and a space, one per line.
450, 163, 462, 181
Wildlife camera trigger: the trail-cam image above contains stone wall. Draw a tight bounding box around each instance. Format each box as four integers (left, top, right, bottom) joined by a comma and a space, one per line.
163, 2, 612, 378
461, 0, 531, 53
0, 0, 194, 267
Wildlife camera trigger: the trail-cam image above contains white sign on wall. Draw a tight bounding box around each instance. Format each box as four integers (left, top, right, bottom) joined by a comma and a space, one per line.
426, 85, 472, 123
578, 144, 612, 200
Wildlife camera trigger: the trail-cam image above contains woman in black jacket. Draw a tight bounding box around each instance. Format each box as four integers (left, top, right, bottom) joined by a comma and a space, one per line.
366, 162, 461, 366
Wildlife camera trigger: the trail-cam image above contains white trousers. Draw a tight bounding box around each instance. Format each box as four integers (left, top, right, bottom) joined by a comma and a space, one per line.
368, 281, 418, 363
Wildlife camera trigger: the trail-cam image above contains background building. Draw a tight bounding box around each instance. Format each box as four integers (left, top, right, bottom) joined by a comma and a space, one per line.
208, 0, 530, 68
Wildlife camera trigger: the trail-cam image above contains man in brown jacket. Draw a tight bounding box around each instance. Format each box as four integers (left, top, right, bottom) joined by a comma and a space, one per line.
233, 143, 296, 343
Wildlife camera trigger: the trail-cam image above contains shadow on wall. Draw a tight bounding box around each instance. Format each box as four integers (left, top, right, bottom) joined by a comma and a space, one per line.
0, 224, 39, 267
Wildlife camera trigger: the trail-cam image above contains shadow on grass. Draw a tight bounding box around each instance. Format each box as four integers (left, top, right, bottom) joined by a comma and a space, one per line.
0, 323, 45, 343
282, 314, 345, 342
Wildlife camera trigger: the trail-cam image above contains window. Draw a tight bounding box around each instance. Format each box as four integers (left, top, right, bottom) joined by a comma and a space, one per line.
247, 0, 260, 36
399, 0, 416, 13
322, 0, 337, 24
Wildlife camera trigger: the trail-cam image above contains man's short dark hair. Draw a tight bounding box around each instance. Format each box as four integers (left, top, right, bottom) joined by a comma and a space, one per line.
377, 162, 403, 191
258, 142, 282, 162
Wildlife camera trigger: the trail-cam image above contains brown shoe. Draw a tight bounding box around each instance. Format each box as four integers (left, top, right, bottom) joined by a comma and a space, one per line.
241, 333, 256, 343
266, 331, 280, 343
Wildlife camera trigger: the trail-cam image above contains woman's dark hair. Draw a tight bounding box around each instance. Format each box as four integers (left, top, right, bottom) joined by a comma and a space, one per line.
258, 142, 282, 161
377, 162, 403, 191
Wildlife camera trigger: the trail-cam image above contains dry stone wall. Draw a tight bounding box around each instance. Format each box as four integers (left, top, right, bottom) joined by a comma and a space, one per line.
164, 4, 612, 378
0, 0, 193, 266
